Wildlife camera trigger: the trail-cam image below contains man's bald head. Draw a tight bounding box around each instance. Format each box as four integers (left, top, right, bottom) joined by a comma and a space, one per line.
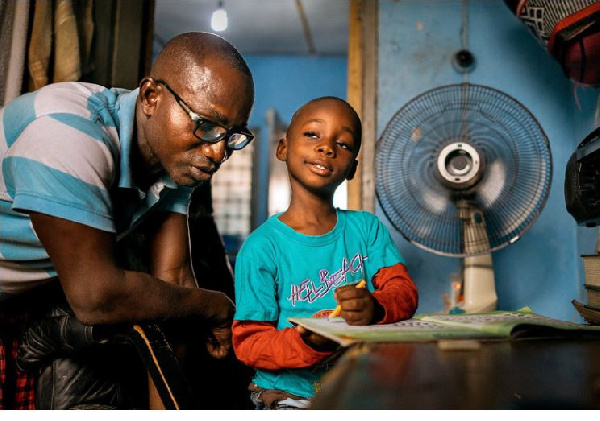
150, 32, 253, 90
135, 32, 255, 189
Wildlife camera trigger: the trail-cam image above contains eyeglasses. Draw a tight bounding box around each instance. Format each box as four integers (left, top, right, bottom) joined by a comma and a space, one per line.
155, 79, 254, 150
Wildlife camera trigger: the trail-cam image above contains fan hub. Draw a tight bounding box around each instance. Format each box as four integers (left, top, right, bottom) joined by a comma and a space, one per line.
436, 142, 483, 190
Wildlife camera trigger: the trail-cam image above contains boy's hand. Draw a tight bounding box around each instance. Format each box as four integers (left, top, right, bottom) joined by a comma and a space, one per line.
334, 284, 380, 325
296, 326, 339, 351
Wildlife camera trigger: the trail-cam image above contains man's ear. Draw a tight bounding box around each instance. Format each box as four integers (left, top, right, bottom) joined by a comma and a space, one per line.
345, 159, 359, 181
138, 77, 159, 117
275, 137, 288, 161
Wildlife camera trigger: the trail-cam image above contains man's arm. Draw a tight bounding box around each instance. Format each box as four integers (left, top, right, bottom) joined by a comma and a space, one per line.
146, 211, 232, 358
144, 211, 205, 410
29, 211, 234, 327
147, 211, 197, 288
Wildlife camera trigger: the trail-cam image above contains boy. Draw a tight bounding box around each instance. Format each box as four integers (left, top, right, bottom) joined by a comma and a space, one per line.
232, 97, 418, 409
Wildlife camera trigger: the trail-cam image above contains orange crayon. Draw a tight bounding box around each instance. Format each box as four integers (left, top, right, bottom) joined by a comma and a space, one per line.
329, 280, 367, 318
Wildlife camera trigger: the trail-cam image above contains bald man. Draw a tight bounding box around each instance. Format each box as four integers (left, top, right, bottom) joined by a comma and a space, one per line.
0, 32, 254, 409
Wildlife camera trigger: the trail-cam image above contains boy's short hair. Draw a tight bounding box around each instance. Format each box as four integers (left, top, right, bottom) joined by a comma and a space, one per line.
289, 96, 362, 152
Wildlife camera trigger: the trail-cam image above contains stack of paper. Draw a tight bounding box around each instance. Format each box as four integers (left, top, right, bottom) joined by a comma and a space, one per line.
574, 254, 600, 324
582, 254, 600, 286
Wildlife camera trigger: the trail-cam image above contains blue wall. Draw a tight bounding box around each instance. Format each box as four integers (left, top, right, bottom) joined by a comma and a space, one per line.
244, 55, 348, 226
377, 0, 599, 321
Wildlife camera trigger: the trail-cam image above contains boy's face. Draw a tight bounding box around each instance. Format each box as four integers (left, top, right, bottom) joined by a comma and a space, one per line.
277, 99, 360, 196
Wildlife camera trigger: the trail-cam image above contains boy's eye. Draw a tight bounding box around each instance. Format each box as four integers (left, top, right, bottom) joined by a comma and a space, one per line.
304, 131, 319, 138
336, 140, 353, 151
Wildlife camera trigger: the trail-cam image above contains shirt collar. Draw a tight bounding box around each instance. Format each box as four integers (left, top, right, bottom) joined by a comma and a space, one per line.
115, 88, 139, 190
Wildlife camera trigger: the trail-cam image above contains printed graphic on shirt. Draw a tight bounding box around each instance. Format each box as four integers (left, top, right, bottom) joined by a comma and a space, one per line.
288, 253, 367, 306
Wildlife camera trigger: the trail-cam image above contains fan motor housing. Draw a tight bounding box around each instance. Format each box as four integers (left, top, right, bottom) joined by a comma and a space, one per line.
436, 142, 485, 191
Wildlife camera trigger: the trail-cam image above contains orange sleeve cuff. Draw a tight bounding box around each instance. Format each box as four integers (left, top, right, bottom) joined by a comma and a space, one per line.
232, 320, 334, 370
370, 263, 419, 324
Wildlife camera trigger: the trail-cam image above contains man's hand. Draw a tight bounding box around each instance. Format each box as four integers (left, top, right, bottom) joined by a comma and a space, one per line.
206, 324, 232, 359
334, 284, 380, 326
296, 326, 339, 352
204, 291, 235, 359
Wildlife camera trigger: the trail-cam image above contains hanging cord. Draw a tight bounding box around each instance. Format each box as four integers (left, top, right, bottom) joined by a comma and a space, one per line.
460, 0, 469, 84
459, 0, 470, 140
595, 92, 600, 129
460, 0, 469, 49
592, 95, 600, 253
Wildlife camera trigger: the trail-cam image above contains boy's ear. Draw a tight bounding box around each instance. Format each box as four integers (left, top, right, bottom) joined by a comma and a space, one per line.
276, 137, 288, 161
345, 159, 359, 181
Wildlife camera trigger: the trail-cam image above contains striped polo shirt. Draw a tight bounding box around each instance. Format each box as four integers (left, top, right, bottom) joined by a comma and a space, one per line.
0, 82, 193, 298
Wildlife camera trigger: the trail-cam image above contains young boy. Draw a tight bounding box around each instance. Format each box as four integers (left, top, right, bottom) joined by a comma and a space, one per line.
232, 97, 418, 409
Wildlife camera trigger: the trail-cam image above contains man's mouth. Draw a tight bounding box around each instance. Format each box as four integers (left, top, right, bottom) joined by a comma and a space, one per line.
190, 165, 216, 181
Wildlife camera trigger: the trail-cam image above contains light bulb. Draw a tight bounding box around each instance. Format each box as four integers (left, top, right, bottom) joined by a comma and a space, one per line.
211, 4, 228, 32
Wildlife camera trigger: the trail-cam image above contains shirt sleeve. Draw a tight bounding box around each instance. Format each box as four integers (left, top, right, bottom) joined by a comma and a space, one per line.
371, 263, 419, 324
155, 186, 193, 215
232, 320, 335, 370
3, 115, 117, 232
233, 234, 280, 321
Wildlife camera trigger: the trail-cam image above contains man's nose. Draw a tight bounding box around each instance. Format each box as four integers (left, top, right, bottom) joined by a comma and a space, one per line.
203, 139, 228, 163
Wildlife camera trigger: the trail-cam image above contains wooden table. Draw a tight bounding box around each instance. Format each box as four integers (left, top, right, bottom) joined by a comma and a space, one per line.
310, 339, 600, 409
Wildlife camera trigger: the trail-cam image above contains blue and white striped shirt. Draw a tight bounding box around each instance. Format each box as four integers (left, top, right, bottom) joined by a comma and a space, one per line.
0, 82, 192, 297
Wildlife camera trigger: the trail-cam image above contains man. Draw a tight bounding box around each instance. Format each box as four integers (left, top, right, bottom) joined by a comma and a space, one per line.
0, 32, 254, 409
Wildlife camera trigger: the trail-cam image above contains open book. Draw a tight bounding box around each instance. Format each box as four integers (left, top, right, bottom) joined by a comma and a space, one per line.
288, 308, 600, 346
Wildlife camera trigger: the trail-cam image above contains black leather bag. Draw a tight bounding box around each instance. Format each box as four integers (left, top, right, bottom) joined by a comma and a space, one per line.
565, 127, 600, 226
17, 304, 141, 409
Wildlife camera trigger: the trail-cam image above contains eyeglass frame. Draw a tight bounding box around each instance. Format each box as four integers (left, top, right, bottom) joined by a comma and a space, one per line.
154, 78, 254, 150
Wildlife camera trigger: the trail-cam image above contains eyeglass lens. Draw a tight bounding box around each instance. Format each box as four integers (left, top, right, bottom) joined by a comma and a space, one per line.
194, 121, 252, 150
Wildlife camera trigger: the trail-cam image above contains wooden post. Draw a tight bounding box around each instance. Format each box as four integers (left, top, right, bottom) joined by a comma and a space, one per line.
346, 0, 378, 213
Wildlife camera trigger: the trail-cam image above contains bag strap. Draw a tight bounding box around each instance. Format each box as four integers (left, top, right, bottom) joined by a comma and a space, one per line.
128, 323, 197, 409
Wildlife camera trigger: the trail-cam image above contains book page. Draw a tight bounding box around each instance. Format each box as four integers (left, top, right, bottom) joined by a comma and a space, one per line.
289, 315, 504, 346
417, 311, 597, 336
289, 310, 600, 346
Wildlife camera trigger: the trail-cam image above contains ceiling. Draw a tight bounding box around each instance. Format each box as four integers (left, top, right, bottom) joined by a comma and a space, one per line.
153, 0, 350, 56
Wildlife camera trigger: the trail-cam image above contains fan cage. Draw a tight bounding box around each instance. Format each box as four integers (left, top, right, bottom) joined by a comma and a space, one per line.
376, 83, 552, 257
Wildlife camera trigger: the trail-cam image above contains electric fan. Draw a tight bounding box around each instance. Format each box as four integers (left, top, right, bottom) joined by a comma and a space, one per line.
376, 83, 552, 312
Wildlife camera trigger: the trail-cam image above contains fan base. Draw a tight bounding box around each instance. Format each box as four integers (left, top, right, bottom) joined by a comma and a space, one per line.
461, 253, 497, 313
